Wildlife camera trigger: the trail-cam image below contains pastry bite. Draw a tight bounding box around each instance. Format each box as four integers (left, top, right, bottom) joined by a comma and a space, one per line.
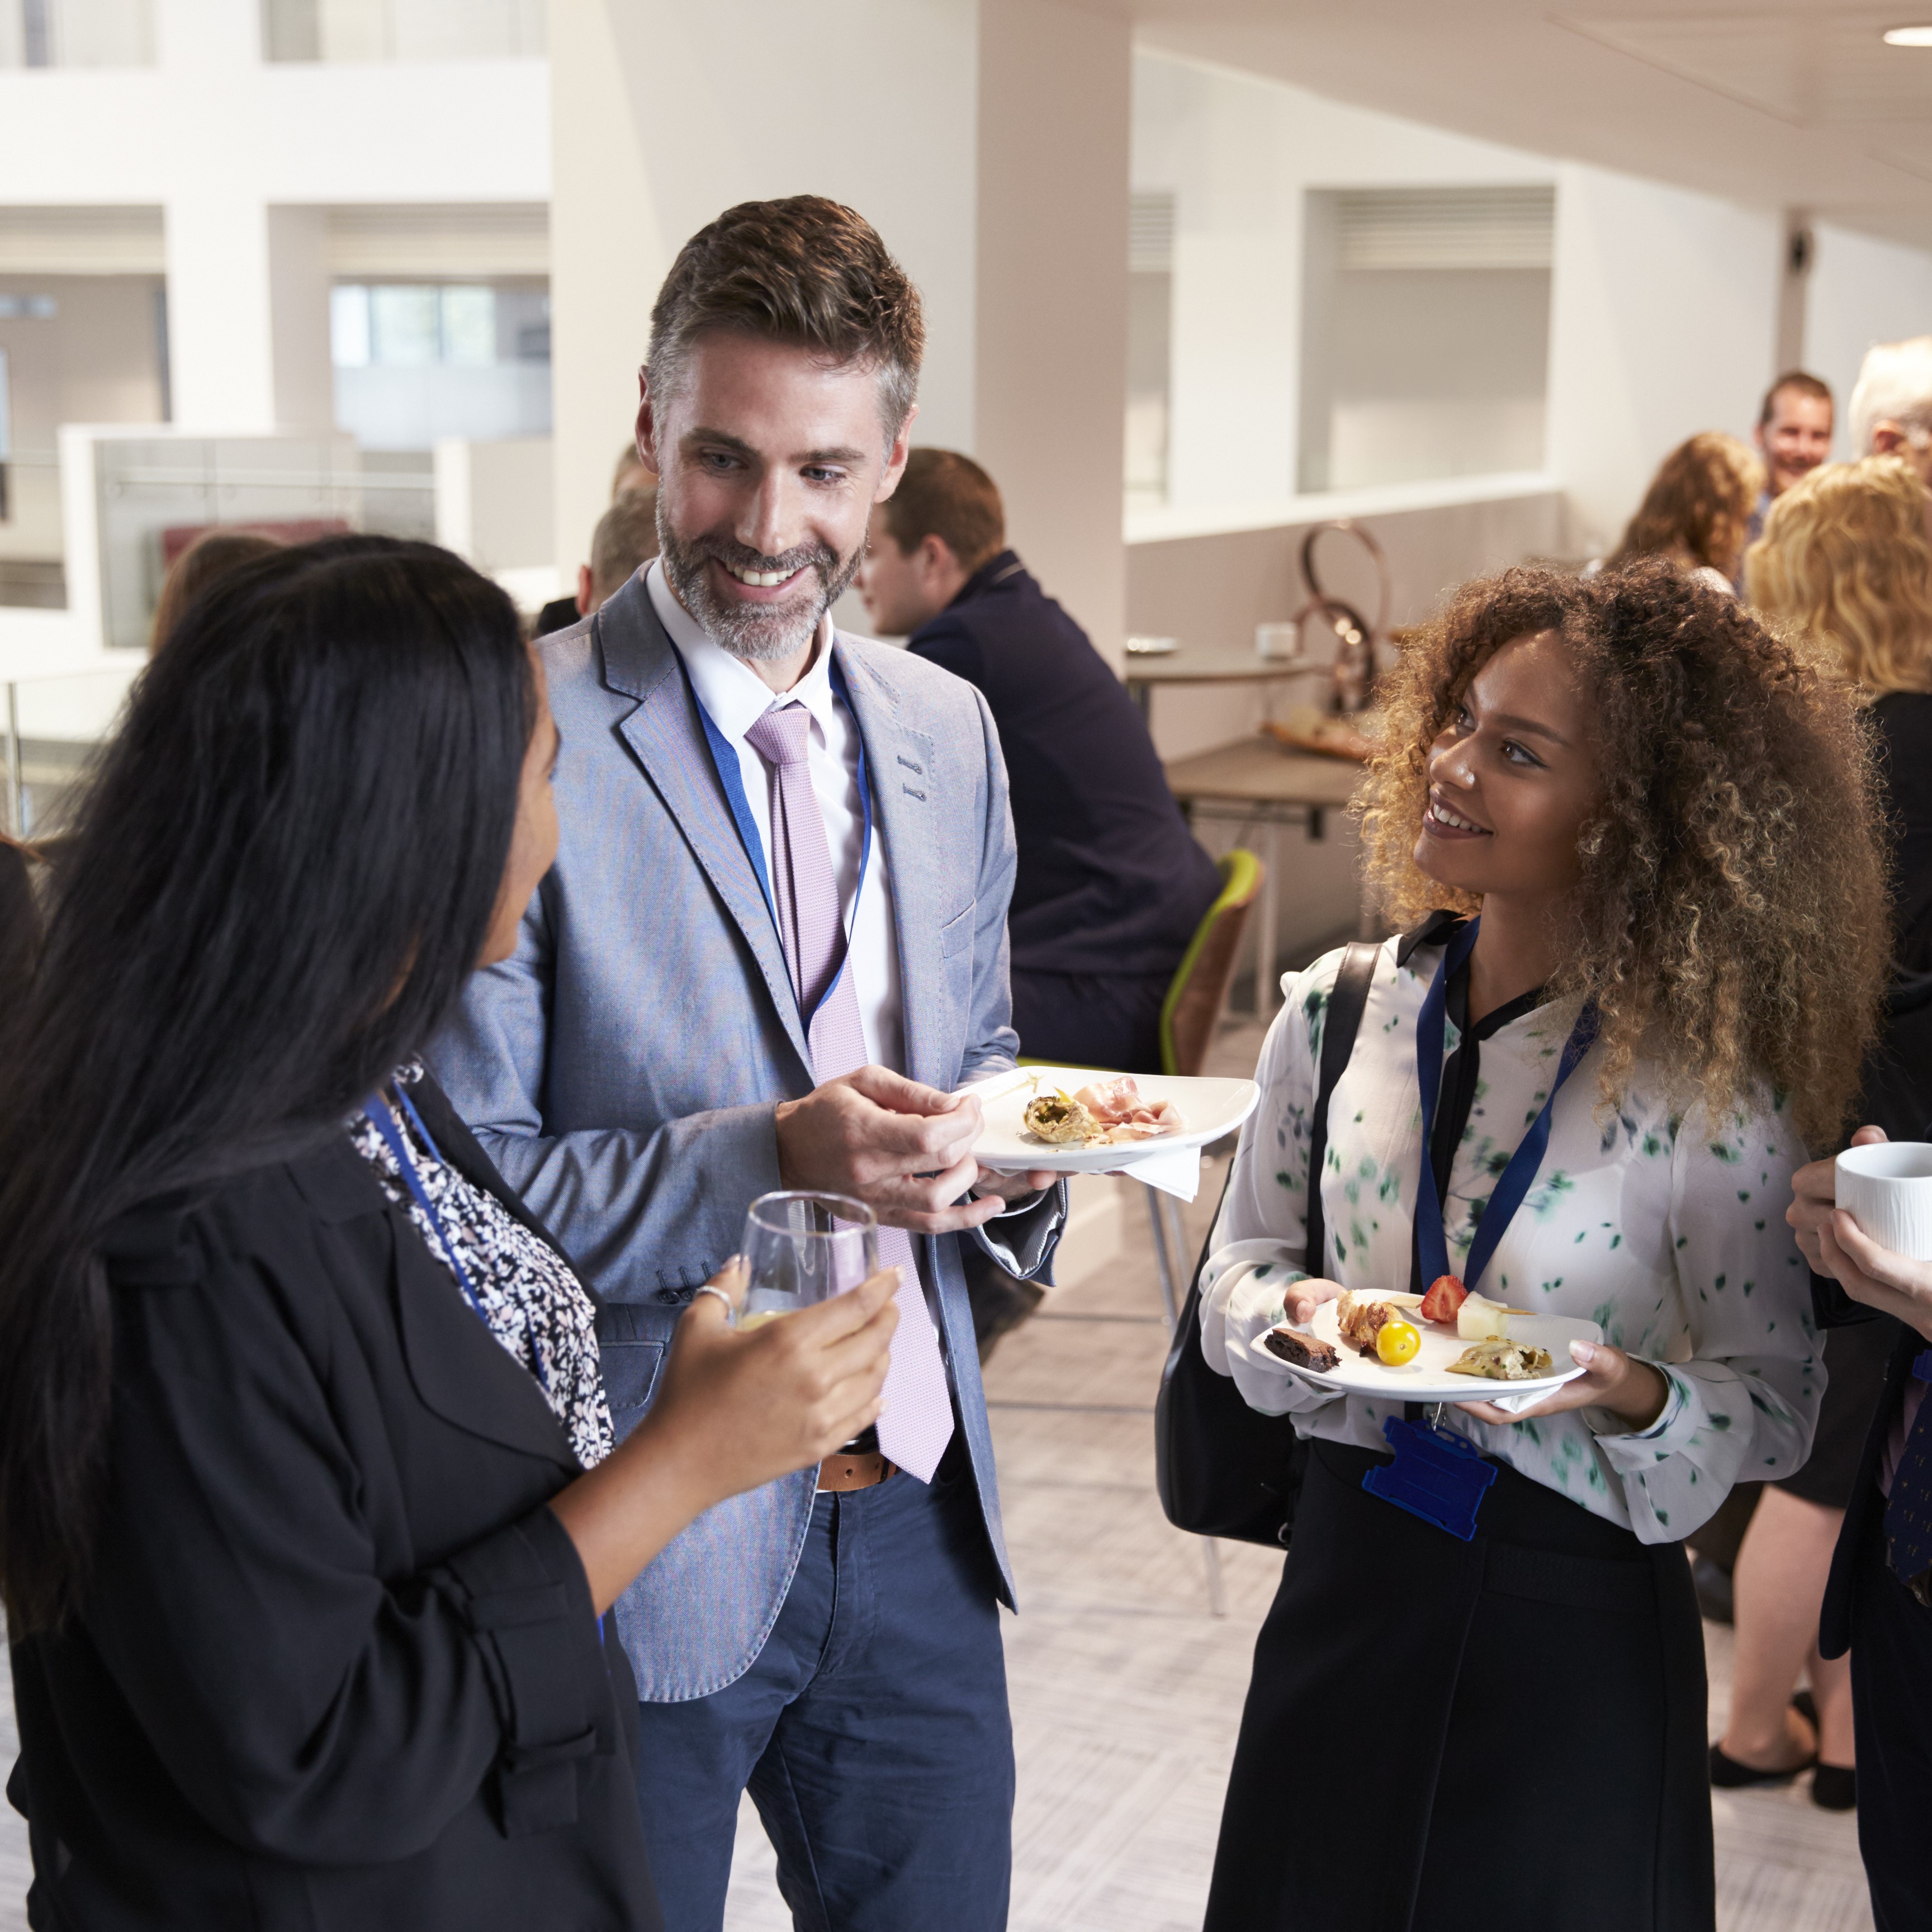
1444, 1337, 1554, 1381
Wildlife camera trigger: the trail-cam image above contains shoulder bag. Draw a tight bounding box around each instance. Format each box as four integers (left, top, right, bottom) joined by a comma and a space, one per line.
1153, 939, 1381, 1547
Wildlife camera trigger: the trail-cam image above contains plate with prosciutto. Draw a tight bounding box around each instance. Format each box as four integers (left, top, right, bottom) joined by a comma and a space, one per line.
965, 1068, 1259, 1175
1244, 1276, 1603, 1407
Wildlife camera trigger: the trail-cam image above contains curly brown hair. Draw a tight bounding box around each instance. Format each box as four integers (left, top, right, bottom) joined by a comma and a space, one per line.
1608, 431, 1764, 577
1357, 560, 1887, 1145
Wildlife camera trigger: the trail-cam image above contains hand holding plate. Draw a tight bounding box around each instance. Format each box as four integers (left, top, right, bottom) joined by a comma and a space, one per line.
1455, 1338, 1666, 1429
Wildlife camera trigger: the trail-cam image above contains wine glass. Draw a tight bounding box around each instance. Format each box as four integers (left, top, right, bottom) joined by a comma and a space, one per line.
738, 1190, 879, 1331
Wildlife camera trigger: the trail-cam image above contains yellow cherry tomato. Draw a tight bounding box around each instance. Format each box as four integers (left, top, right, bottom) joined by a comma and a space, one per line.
1376, 1318, 1420, 1367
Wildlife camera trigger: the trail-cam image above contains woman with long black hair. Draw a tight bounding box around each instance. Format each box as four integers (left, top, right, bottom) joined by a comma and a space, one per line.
1195, 561, 1888, 1931
0, 537, 897, 1931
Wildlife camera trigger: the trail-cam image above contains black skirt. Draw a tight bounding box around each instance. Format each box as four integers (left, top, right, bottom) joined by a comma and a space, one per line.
1205, 1440, 1713, 1932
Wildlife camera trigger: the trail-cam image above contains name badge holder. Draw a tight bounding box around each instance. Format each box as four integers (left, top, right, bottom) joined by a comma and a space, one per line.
1363, 918, 1597, 1540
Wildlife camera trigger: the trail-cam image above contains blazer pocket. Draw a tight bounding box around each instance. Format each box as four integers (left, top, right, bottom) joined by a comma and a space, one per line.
600, 1341, 666, 1444
939, 904, 976, 959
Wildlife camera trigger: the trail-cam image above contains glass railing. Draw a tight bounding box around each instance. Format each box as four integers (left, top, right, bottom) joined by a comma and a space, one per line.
91, 438, 435, 651
2, 662, 140, 839
0, 0, 154, 67
260, 0, 543, 61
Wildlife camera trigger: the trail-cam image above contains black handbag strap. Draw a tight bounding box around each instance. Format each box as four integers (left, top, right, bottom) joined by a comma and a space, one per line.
1184, 937, 1384, 1302
1302, 940, 1382, 1284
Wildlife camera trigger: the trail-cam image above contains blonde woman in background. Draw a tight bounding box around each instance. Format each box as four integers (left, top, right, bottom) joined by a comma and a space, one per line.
1707, 453, 1932, 1815
1607, 430, 1764, 591
1750, 454, 1932, 971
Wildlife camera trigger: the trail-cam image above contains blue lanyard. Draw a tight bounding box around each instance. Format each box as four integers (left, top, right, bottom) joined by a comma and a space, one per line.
363, 1084, 547, 1392
1414, 918, 1599, 1294
685, 650, 874, 1035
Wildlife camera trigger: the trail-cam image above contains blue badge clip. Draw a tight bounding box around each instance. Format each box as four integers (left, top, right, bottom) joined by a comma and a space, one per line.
1362, 1415, 1497, 1541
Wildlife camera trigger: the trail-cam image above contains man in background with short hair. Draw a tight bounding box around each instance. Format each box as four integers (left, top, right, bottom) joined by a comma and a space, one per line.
1753, 372, 1833, 519
860, 448, 1219, 1080
575, 484, 658, 616
859, 451, 1218, 1353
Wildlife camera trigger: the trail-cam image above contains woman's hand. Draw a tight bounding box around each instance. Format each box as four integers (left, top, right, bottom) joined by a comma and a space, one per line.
1280, 1277, 1346, 1325
549, 1258, 900, 1613
1789, 1125, 1932, 1343
1455, 1339, 1669, 1431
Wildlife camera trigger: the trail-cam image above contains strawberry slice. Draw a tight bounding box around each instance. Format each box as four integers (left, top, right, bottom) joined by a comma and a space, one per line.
1419, 1274, 1467, 1325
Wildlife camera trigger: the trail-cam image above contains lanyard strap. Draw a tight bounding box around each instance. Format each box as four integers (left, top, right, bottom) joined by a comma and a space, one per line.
363, 1085, 546, 1390
1414, 918, 1599, 1294
685, 650, 875, 1036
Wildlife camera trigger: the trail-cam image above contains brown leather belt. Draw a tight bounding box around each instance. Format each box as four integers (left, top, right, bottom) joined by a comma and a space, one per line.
817, 1450, 896, 1491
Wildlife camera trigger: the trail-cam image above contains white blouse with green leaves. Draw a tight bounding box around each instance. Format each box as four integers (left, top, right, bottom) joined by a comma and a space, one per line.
1200, 934, 1822, 1545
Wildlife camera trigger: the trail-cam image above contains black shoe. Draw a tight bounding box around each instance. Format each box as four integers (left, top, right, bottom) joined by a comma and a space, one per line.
1812, 1763, 1857, 1811
1709, 1740, 1816, 1789
1691, 1554, 1735, 1624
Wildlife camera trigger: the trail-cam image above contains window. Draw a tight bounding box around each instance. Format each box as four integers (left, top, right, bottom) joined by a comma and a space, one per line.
1298, 185, 1554, 493
262, 0, 543, 61
0, 0, 153, 67
329, 282, 551, 449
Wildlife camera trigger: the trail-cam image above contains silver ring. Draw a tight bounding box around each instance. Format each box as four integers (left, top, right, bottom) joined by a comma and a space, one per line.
692, 1284, 736, 1322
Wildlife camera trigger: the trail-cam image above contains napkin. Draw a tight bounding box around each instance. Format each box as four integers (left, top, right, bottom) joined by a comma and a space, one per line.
1108, 1142, 1201, 1201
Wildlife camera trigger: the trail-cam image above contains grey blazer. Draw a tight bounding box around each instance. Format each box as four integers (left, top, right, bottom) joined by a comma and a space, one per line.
432, 574, 1063, 1701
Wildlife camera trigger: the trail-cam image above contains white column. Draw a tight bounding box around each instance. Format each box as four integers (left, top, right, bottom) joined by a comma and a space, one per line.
973, 0, 1131, 664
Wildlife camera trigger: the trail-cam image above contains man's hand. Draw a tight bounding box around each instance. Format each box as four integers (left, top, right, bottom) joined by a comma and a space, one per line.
968, 1165, 1058, 1207
775, 1066, 1032, 1235
1789, 1124, 1932, 1343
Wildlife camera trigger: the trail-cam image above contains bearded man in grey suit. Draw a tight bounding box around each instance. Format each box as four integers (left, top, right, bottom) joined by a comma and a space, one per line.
433, 196, 1062, 1932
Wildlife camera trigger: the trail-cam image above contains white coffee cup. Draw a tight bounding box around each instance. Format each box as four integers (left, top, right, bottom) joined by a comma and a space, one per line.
1256, 621, 1299, 662
1836, 1141, 1932, 1261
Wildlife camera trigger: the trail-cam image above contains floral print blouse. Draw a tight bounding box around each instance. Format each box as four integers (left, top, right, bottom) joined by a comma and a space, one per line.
1203, 935, 1822, 1544
349, 1072, 615, 1471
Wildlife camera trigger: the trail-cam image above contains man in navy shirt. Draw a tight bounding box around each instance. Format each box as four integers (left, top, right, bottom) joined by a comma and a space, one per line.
859, 449, 1218, 1076
859, 451, 1218, 1353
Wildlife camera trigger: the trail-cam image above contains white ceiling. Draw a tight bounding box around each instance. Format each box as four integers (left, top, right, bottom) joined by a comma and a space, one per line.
1127, 1, 1932, 249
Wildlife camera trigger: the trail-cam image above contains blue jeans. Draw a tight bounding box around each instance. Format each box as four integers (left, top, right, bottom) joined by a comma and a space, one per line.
628, 1457, 1015, 1932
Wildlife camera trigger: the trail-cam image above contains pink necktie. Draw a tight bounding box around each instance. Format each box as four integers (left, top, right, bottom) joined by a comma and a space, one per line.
743, 702, 955, 1481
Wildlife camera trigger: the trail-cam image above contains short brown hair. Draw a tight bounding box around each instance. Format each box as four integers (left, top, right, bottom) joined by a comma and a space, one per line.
879, 449, 1005, 574
589, 486, 659, 604
1759, 369, 1832, 428
647, 196, 924, 433
1608, 431, 1764, 575
149, 528, 284, 655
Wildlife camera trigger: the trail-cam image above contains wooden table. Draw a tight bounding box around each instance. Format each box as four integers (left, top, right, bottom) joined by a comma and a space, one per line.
1123, 646, 1313, 722
1162, 737, 1368, 1012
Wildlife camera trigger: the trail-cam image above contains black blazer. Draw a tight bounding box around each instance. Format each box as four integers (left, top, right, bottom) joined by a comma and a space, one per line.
907, 551, 1219, 980
6, 1077, 662, 1931
1816, 972, 1932, 1658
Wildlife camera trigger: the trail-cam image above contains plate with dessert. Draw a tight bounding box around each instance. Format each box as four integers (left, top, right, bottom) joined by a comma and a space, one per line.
1244, 1275, 1603, 1406
965, 1068, 1259, 1175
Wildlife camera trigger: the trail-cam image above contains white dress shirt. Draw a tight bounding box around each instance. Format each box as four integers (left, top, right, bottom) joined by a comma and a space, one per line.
648, 561, 906, 1074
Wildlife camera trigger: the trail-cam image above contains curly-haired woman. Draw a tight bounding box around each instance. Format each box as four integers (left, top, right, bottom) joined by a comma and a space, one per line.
1196, 560, 1887, 1932
1607, 430, 1765, 591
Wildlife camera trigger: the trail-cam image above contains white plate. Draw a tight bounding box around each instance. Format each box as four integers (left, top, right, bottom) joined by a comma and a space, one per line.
965, 1067, 1260, 1174
1243, 1293, 1603, 1405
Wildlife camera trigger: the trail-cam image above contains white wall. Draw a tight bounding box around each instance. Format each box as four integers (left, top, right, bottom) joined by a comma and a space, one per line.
1545, 163, 1782, 555
1130, 54, 1555, 518
1804, 222, 1932, 458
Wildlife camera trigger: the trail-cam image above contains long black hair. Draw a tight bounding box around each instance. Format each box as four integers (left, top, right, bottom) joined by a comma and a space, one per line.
0, 536, 535, 1632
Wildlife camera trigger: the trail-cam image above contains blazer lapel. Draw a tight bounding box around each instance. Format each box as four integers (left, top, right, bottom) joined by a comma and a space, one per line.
836, 639, 946, 1090
286, 1139, 577, 1469
595, 579, 812, 1077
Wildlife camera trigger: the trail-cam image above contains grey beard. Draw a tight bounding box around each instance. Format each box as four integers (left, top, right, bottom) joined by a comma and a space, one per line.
656, 509, 861, 663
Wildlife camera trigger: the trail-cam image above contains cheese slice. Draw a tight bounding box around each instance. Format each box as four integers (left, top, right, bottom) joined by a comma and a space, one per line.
1456, 1292, 1510, 1341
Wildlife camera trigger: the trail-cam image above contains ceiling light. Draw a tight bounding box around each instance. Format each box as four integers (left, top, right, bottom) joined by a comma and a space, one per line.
1884, 24, 1932, 44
